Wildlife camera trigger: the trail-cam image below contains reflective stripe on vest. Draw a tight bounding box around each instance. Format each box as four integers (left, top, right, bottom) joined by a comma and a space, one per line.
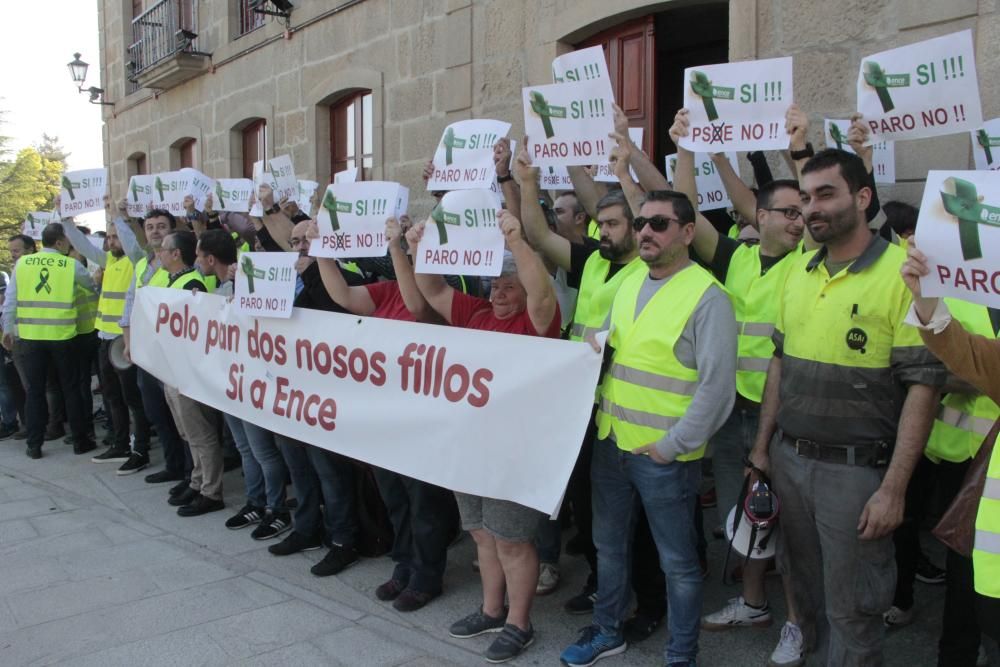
725, 244, 797, 403
74, 286, 98, 334
595, 263, 719, 460
973, 439, 1000, 597
95, 253, 134, 335
14, 253, 78, 341
569, 254, 645, 342
927, 298, 1000, 463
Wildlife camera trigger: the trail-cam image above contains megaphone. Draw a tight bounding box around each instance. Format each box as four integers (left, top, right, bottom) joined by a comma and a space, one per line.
109, 336, 132, 371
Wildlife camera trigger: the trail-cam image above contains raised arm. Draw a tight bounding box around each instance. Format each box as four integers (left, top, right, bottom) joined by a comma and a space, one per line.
566, 166, 607, 221
515, 138, 571, 271
607, 133, 644, 218
612, 103, 669, 193
711, 153, 756, 221
847, 114, 882, 224
406, 220, 457, 323
494, 138, 521, 222
668, 110, 721, 264
502, 210, 557, 335
305, 220, 376, 315
386, 216, 433, 321
258, 185, 293, 251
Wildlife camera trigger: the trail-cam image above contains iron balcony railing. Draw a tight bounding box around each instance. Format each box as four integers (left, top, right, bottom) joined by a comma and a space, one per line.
127, 0, 200, 83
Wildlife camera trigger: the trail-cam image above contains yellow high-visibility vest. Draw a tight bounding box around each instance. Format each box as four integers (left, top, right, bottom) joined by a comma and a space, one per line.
135, 256, 168, 288
95, 253, 134, 336
14, 252, 78, 341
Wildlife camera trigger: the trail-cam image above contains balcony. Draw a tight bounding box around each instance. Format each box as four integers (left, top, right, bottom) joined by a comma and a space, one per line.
127, 0, 209, 92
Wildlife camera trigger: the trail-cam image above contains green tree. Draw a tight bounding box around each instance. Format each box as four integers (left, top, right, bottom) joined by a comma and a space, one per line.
0, 147, 63, 270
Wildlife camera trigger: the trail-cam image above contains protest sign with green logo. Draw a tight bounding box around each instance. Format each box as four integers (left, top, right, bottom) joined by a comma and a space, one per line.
823, 119, 896, 184
249, 160, 279, 217
522, 79, 614, 168
234, 251, 298, 319
268, 155, 298, 203
427, 119, 512, 192
309, 181, 401, 259
552, 45, 614, 101
334, 167, 358, 184
22, 212, 49, 240
915, 170, 1000, 308
679, 57, 792, 153
857, 30, 982, 141
664, 151, 740, 211
297, 179, 319, 207
594, 127, 644, 184
58, 168, 107, 217
179, 168, 217, 212
415, 189, 504, 277
970, 118, 1000, 171
125, 175, 158, 217
214, 178, 253, 213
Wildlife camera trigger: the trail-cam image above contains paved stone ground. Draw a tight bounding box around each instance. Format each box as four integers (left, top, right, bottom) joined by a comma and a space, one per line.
0, 422, 987, 666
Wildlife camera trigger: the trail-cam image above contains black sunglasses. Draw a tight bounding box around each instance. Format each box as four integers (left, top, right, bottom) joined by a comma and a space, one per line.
761, 207, 803, 221
632, 215, 681, 232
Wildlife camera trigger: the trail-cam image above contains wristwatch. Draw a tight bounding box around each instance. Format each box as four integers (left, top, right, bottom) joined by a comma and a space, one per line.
789, 143, 814, 160
265, 203, 281, 215
497, 174, 514, 183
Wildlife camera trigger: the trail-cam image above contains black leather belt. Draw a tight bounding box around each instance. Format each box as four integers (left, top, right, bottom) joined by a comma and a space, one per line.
781, 433, 891, 467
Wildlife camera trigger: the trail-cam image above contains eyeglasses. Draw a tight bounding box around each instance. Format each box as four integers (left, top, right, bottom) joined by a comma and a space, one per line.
762, 207, 803, 221
632, 215, 681, 232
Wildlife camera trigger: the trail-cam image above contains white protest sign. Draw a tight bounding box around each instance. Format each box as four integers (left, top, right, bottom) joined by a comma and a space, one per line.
334, 168, 358, 184
541, 165, 573, 190
126, 175, 158, 217
309, 181, 400, 259
59, 168, 107, 217
523, 80, 615, 167
179, 168, 216, 211
22, 212, 48, 240
427, 119, 512, 191
214, 178, 254, 213
131, 288, 601, 516
149, 171, 193, 216
824, 119, 896, 184
395, 186, 409, 218
268, 155, 298, 202
552, 45, 614, 100
416, 189, 503, 277
664, 152, 740, 211
858, 30, 983, 142
915, 170, 1000, 308
297, 180, 319, 207
234, 251, 298, 319
250, 160, 278, 217
595, 127, 644, 183
971, 118, 1000, 172
679, 57, 792, 153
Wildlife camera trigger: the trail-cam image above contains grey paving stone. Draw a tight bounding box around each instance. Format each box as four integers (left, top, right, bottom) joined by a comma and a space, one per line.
62, 627, 230, 667
312, 625, 423, 666
53, 536, 189, 578
0, 517, 39, 543
0, 496, 62, 522
203, 599, 350, 659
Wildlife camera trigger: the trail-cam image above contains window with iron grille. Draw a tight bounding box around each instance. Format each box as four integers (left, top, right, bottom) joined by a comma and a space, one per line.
238, 0, 267, 37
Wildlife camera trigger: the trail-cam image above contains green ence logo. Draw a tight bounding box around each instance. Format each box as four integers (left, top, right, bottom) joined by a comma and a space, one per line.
976, 129, 1000, 165
528, 91, 567, 139
154, 176, 166, 202
241, 256, 265, 293
430, 203, 461, 245
322, 191, 353, 231
689, 71, 735, 122
442, 128, 467, 166
940, 177, 1000, 261
61, 176, 77, 200
131, 180, 141, 202
862, 61, 911, 113
829, 123, 848, 151
215, 182, 227, 206
25, 213, 37, 230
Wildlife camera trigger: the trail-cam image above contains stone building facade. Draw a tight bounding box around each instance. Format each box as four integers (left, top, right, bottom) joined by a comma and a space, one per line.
97, 0, 1000, 215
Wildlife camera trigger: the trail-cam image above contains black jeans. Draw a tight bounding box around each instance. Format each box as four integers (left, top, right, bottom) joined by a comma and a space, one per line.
135, 366, 187, 474
372, 468, 458, 594
892, 455, 937, 610
936, 459, 979, 667
566, 408, 599, 573
21, 338, 89, 448
74, 332, 98, 433
98, 338, 151, 450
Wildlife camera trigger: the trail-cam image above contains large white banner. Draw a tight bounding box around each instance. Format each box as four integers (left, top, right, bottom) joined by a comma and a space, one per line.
971, 118, 1000, 172
309, 181, 401, 258
679, 57, 793, 152
427, 119, 512, 191
664, 152, 740, 212
523, 80, 615, 167
416, 189, 503, 277
131, 288, 602, 515
857, 30, 983, 141
823, 119, 896, 184
59, 168, 107, 217
915, 170, 1000, 308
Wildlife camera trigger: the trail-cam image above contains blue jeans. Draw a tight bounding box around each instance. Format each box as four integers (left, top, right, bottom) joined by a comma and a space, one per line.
535, 516, 561, 565
274, 433, 357, 547
591, 438, 702, 664
225, 415, 288, 511
711, 403, 760, 527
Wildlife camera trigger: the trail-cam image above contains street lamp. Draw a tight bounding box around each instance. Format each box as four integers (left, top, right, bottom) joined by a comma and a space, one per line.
67, 52, 113, 107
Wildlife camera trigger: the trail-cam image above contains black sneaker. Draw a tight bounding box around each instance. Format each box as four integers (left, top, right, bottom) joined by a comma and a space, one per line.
168, 487, 200, 507
564, 581, 598, 615
177, 495, 224, 517
144, 469, 183, 484
484, 623, 534, 663
310, 544, 359, 577
915, 556, 947, 585
268, 531, 323, 556
225, 504, 264, 530
449, 607, 508, 638
73, 440, 97, 455
117, 453, 150, 475
0, 423, 18, 440
43, 425, 66, 441
623, 610, 663, 643
26, 445, 42, 459
168, 480, 190, 497
92, 447, 131, 464
251, 511, 292, 540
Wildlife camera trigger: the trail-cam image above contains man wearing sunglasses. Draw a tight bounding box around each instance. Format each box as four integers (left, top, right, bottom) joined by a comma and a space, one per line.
668, 109, 809, 666
562, 190, 736, 667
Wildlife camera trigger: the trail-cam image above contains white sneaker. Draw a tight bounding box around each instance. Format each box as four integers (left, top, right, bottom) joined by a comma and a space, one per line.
701, 596, 772, 630
882, 605, 914, 628
536, 562, 560, 595
768, 621, 805, 667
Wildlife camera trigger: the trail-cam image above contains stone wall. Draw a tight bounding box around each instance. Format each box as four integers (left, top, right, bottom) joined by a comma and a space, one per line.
98, 0, 1000, 216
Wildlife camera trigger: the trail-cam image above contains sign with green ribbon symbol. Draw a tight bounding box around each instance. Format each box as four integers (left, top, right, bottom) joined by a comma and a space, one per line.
130, 179, 140, 202
829, 123, 847, 151
26, 214, 36, 230
976, 129, 1000, 165
862, 61, 911, 113
442, 127, 466, 166
430, 203, 461, 245
240, 256, 266, 293
154, 176, 166, 202
689, 71, 735, 122
322, 191, 353, 231
35, 268, 52, 294
215, 182, 226, 207
61, 176, 76, 201
528, 91, 566, 139
940, 176, 1000, 260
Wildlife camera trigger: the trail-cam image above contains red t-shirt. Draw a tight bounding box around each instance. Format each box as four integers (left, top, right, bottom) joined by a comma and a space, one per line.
450, 291, 561, 338
366, 281, 415, 322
